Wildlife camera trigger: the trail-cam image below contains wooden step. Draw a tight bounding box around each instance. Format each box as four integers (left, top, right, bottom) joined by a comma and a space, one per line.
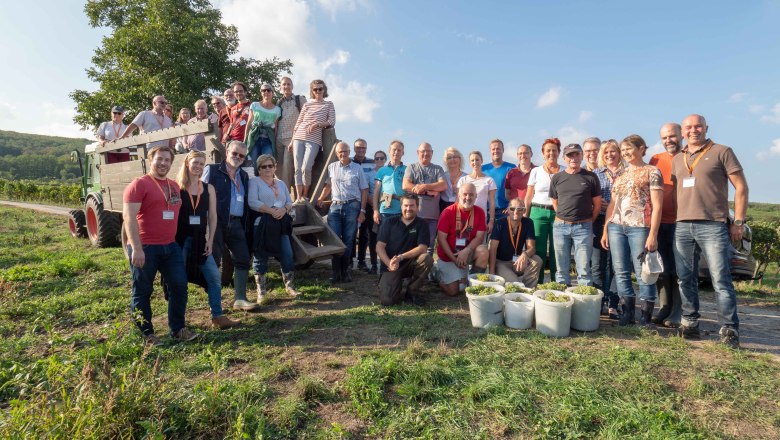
305, 244, 346, 259
292, 225, 325, 235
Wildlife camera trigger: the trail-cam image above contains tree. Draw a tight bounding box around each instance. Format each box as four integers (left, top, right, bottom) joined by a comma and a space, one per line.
749, 220, 780, 284
70, 0, 292, 131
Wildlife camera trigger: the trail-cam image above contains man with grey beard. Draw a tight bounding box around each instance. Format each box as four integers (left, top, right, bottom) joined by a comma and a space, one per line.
219, 88, 236, 145
649, 123, 683, 327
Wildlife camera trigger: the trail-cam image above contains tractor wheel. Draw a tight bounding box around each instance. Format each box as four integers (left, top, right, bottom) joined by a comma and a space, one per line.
85, 198, 121, 247
67, 209, 87, 238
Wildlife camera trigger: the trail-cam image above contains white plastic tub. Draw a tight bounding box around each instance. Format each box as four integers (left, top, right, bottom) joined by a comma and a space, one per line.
565, 286, 605, 332
533, 290, 574, 337
467, 273, 506, 287
504, 292, 535, 329
465, 285, 505, 328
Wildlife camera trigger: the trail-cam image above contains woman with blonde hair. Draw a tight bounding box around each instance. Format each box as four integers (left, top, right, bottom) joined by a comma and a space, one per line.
440, 147, 466, 212
457, 150, 497, 233
176, 150, 239, 329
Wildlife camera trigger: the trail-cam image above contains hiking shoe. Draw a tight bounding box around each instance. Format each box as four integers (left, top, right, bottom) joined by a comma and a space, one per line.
173, 327, 200, 342
357, 261, 369, 272
369, 263, 378, 274
404, 294, 427, 307
212, 315, 240, 329
719, 327, 740, 349
143, 334, 162, 346
663, 320, 680, 329
678, 325, 701, 339
233, 299, 260, 311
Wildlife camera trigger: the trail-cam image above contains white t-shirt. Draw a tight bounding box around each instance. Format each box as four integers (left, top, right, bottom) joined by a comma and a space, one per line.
96, 121, 127, 141
457, 174, 497, 214
131, 110, 173, 147
527, 165, 561, 206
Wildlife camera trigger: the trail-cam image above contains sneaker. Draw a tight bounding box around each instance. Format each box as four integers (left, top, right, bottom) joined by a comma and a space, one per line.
212, 315, 240, 329
173, 327, 200, 342
357, 261, 369, 272
233, 299, 260, 311
719, 327, 740, 349
678, 325, 701, 340
143, 334, 162, 346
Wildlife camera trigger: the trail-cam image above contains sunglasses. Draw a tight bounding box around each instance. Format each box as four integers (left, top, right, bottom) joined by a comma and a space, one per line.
261, 89, 272, 93
312, 87, 324, 92
374, 156, 386, 161
230, 152, 246, 159
259, 164, 275, 169
446, 155, 459, 160
112, 112, 122, 115
508, 207, 526, 212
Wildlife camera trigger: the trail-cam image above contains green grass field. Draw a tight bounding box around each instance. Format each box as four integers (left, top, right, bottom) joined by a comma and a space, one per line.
1, 205, 779, 439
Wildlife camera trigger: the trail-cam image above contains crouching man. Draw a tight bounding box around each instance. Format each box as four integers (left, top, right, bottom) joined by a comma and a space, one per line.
488, 197, 543, 288
376, 194, 433, 306
436, 182, 489, 296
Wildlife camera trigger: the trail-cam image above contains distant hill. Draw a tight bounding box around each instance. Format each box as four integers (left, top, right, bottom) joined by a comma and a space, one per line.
0, 130, 92, 181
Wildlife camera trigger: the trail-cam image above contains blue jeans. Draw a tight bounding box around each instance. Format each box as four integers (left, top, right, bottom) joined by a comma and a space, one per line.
249, 136, 274, 163
553, 220, 593, 286
127, 243, 188, 336
674, 221, 739, 329
608, 224, 656, 301
182, 237, 223, 319
253, 221, 295, 274
328, 200, 360, 259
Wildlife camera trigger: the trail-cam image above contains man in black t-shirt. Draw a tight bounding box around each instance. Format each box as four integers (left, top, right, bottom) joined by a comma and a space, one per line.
489, 198, 543, 288
549, 143, 601, 286
376, 194, 433, 306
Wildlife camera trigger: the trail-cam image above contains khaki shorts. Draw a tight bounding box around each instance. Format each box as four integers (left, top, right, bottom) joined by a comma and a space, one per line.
436, 259, 469, 285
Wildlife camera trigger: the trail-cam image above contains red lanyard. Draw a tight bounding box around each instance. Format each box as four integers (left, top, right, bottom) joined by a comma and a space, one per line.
111, 122, 122, 139
267, 179, 279, 199
683, 142, 713, 175
229, 172, 242, 195
154, 112, 166, 130
188, 181, 202, 211
455, 204, 474, 237
507, 217, 523, 255
148, 174, 172, 209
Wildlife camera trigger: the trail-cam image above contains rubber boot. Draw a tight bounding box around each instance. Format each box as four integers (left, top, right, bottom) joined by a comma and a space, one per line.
618, 296, 636, 326
329, 257, 342, 284
652, 277, 672, 324
341, 255, 353, 283
254, 274, 267, 304
282, 272, 301, 297
232, 269, 259, 311
639, 300, 655, 326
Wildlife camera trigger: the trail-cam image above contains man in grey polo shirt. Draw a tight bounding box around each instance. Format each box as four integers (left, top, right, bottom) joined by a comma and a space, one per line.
317, 142, 369, 283
403, 142, 446, 256
120, 95, 174, 148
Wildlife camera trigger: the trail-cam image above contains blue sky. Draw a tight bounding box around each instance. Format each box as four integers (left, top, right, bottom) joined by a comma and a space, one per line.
2, 0, 779, 202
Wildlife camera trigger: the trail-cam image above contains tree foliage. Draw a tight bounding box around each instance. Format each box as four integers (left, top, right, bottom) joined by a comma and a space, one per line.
70, 0, 292, 130
750, 221, 780, 282
0, 130, 87, 181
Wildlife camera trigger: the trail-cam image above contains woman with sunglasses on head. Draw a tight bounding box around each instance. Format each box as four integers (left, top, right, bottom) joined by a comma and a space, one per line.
524, 138, 563, 285
290, 79, 336, 202
456, 151, 497, 234
441, 147, 467, 213
248, 154, 300, 302
176, 151, 240, 330
245, 83, 281, 163
488, 197, 543, 288
601, 135, 663, 326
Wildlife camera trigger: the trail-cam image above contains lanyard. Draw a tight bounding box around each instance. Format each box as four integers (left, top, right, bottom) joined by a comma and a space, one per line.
266, 178, 279, 199
448, 172, 459, 193
507, 217, 523, 255
154, 112, 166, 130
455, 204, 474, 237
188, 181, 202, 211
111, 122, 122, 139
683, 142, 713, 175
543, 163, 559, 176
229, 172, 242, 195
148, 174, 171, 209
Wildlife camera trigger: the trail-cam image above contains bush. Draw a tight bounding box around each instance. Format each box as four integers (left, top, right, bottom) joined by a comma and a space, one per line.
0, 179, 81, 206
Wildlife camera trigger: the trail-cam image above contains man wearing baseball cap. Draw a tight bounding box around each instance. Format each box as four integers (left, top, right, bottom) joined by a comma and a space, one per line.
549, 143, 602, 286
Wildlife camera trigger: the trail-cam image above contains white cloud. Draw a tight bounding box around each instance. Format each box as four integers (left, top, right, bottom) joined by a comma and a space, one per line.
537, 87, 562, 108
728, 92, 747, 103
555, 126, 589, 146
0, 101, 18, 120
760, 103, 780, 124
749, 104, 765, 114
33, 103, 89, 139
578, 110, 592, 123
646, 141, 664, 157
756, 138, 780, 159
219, 0, 379, 124
455, 32, 487, 44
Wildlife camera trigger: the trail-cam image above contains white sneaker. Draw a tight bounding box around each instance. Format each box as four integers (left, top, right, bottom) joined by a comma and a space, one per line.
233, 299, 259, 311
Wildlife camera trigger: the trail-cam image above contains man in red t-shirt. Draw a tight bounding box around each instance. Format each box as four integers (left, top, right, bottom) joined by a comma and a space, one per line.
649, 123, 683, 328
123, 145, 198, 345
225, 82, 251, 142
435, 182, 489, 296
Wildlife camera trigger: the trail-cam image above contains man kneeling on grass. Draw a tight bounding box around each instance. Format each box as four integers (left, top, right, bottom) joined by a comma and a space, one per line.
376, 194, 433, 306
488, 197, 543, 288
436, 182, 489, 296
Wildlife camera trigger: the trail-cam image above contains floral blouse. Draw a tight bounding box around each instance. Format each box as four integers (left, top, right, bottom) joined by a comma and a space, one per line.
609, 165, 663, 228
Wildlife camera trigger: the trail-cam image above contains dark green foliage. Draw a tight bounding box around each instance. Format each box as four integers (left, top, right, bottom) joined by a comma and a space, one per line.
0, 130, 87, 181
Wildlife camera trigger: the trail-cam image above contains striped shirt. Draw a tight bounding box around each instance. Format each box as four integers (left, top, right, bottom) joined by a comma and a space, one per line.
292, 100, 336, 147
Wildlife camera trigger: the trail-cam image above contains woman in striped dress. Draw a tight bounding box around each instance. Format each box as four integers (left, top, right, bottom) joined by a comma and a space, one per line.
289, 79, 336, 202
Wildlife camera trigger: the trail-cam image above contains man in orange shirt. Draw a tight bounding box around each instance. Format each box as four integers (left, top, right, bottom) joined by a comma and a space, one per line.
649, 123, 682, 327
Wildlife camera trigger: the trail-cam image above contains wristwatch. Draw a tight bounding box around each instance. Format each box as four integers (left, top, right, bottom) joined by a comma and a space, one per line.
733, 219, 744, 226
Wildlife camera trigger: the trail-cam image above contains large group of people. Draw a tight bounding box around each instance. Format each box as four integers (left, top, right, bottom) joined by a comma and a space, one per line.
107, 87, 748, 349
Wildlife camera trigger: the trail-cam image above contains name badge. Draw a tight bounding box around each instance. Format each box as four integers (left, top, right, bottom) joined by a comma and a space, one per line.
239, 119, 246, 126
273, 201, 284, 208
189, 215, 201, 225
162, 210, 175, 220
682, 177, 695, 188
236, 194, 244, 202
512, 255, 519, 263
455, 237, 466, 249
